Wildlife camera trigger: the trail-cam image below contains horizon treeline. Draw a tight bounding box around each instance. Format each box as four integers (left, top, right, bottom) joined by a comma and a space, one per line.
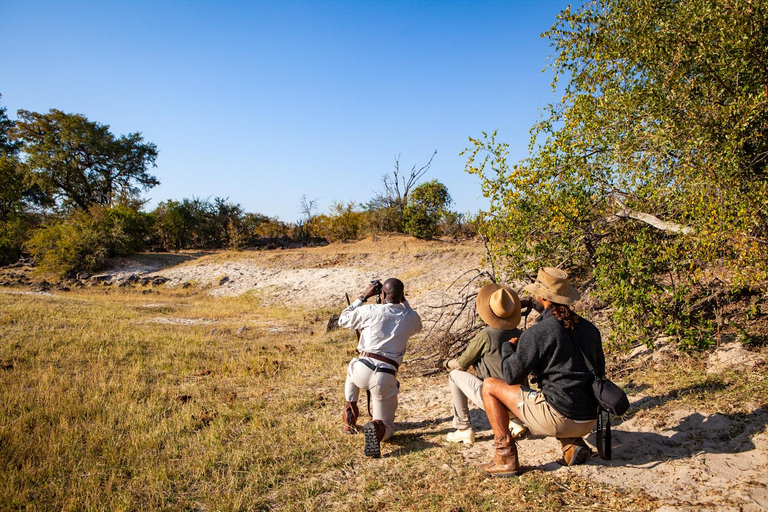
0, 99, 476, 277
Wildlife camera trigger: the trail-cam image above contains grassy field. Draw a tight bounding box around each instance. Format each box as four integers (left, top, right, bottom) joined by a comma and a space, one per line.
0, 284, 665, 511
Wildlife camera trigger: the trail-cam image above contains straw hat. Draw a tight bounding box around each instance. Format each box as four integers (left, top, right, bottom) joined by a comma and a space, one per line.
523, 267, 581, 305
476, 283, 522, 330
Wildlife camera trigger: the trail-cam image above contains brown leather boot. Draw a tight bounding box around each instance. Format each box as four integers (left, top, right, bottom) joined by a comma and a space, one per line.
558, 437, 593, 466
363, 420, 386, 458
480, 434, 520, 477
342, 401, 359, 434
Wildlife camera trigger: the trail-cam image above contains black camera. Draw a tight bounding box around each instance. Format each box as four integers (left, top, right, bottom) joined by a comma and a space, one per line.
371, 279, 383, 295
520, 297, 534, 317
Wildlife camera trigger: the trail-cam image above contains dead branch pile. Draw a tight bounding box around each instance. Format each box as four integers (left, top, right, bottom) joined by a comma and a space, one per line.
403, 269, 495, 377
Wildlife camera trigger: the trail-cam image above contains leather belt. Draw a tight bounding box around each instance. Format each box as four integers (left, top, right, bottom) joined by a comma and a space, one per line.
359, 351, 399, 369
358, 357, 397, 376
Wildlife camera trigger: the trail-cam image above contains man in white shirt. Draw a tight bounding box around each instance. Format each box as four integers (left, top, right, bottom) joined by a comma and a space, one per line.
338, 278, 422, 458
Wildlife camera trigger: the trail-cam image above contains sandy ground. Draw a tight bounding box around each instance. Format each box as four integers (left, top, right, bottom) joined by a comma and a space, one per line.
398, 376, 768, 511
97, 238, 768, 510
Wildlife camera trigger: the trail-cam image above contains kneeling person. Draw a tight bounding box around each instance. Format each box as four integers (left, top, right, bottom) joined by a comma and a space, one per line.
338, 278, 422, 458
480, 268, 605, 476
443, 283, 527, 444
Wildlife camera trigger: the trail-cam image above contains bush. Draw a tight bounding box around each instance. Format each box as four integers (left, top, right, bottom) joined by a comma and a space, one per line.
313, 202, 367, 242
25, 204, 151, 277
151, 197, 281, 250
403, 180, 453, 239
0, 216, 32, 266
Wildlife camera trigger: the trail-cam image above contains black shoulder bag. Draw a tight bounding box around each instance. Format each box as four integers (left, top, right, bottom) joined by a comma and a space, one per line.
570, 335, 629, 460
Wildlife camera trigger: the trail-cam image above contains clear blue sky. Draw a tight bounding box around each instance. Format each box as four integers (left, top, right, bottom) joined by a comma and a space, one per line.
1, 0, 575, 223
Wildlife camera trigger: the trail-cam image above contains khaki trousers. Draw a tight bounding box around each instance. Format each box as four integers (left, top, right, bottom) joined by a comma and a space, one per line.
345, 358, 398, 441
516, 387, 596, 438
448, 370, 485, 429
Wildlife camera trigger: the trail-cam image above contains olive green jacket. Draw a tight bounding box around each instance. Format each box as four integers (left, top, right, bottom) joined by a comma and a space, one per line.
456, 326, 522, 381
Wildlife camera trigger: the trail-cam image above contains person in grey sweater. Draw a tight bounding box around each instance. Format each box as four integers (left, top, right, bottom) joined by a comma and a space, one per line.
478, 268, 605, 477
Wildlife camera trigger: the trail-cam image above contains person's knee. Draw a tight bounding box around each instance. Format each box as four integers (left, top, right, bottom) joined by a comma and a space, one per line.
482, 377, 503, 399
448, 369, 463, 384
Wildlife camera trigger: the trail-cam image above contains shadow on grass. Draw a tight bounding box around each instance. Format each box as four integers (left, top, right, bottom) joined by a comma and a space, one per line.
385, 432, 443, 457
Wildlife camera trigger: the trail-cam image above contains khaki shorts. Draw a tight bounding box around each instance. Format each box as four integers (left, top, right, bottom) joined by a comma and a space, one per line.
516, 387, 596, 438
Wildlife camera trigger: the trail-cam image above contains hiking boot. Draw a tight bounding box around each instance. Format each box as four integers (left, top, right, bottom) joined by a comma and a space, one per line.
479, 434, 520, 477
364, 420, 386, 458
446, 427, 475, 444
342, 401, 359, 434
558, 437, 593, 466
509, 418, 528, 439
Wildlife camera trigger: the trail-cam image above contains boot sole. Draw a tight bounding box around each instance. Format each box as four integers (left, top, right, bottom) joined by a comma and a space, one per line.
364, 422, 381, 458
559, 445, 593, 466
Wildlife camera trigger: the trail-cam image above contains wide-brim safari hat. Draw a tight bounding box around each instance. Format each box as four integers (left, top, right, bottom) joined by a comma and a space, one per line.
476, 283, 522, 330
523, 267, 581, 305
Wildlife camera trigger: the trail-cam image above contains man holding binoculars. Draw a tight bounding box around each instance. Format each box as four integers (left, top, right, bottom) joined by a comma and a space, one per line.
338, 278, 422, 458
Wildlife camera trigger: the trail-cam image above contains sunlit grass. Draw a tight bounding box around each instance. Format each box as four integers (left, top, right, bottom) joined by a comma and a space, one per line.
0, 287, 657, 511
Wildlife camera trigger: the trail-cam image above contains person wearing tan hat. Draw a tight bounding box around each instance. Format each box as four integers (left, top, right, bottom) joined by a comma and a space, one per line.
479, 268, 605, 477
441, 283, 527, 444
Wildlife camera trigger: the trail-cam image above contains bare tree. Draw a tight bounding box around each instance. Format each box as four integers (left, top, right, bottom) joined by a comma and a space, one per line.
296, 194, 319, 241
369, 150, 437, 231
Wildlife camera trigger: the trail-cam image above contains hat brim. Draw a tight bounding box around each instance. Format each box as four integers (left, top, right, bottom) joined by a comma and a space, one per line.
476, 283, 522, 330
523, 282, 581, 305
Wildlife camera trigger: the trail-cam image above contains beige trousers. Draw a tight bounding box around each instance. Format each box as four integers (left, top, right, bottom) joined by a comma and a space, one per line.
345, 358, 398, 441
448, 369, 485, 429
516, 387, 596, 438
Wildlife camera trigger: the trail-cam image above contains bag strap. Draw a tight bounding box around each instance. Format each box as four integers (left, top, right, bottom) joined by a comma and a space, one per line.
565, 329, 603, 378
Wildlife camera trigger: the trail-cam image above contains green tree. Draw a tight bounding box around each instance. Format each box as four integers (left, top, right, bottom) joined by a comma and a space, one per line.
0, 95, 43, 264
403, 179, 453, 239
12, 109, 158, 211
465, 0, 768, 348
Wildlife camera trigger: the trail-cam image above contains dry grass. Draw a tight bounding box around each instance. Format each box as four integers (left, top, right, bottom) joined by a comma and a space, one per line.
0, 286, 660, 511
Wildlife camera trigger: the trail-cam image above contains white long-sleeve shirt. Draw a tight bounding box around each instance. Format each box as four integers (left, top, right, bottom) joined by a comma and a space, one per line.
338, 299, 422, 366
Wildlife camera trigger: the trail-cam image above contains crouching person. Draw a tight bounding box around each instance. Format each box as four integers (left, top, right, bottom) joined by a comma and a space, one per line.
480, 268, 605, 476
442, 283, 527, 444
338, 278, 422, 458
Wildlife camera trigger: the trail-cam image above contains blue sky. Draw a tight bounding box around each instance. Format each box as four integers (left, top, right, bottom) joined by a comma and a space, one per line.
1, 0, 575, 223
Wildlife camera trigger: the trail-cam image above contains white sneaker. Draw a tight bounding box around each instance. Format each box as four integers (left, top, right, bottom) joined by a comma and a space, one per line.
509, 419, 528, 439
446, 428, 475, 444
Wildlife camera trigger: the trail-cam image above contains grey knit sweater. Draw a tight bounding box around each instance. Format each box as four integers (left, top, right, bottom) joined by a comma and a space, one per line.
501, 309, 605, 421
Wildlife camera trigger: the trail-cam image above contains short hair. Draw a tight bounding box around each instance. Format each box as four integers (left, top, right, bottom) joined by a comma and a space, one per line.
382, 278, 404, 302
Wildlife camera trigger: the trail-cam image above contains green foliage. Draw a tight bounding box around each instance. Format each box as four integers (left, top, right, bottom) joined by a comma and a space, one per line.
403, 180, 453, 239
0, 94, 21, 157
364, 198, 402, 233
0, 216, 32, 266
151, 197, 288, 250
465, 0, 768, 349
151, 197, 242, 250
313, 201, 367, 242
11, 109, 158, 210
25, 204, 152, 277
0, 152, 53, 264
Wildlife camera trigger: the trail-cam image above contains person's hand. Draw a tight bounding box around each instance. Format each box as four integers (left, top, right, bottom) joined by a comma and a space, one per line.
509, 337, 519, 345
361, 282, 379, 301
442, 358, 460, 370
